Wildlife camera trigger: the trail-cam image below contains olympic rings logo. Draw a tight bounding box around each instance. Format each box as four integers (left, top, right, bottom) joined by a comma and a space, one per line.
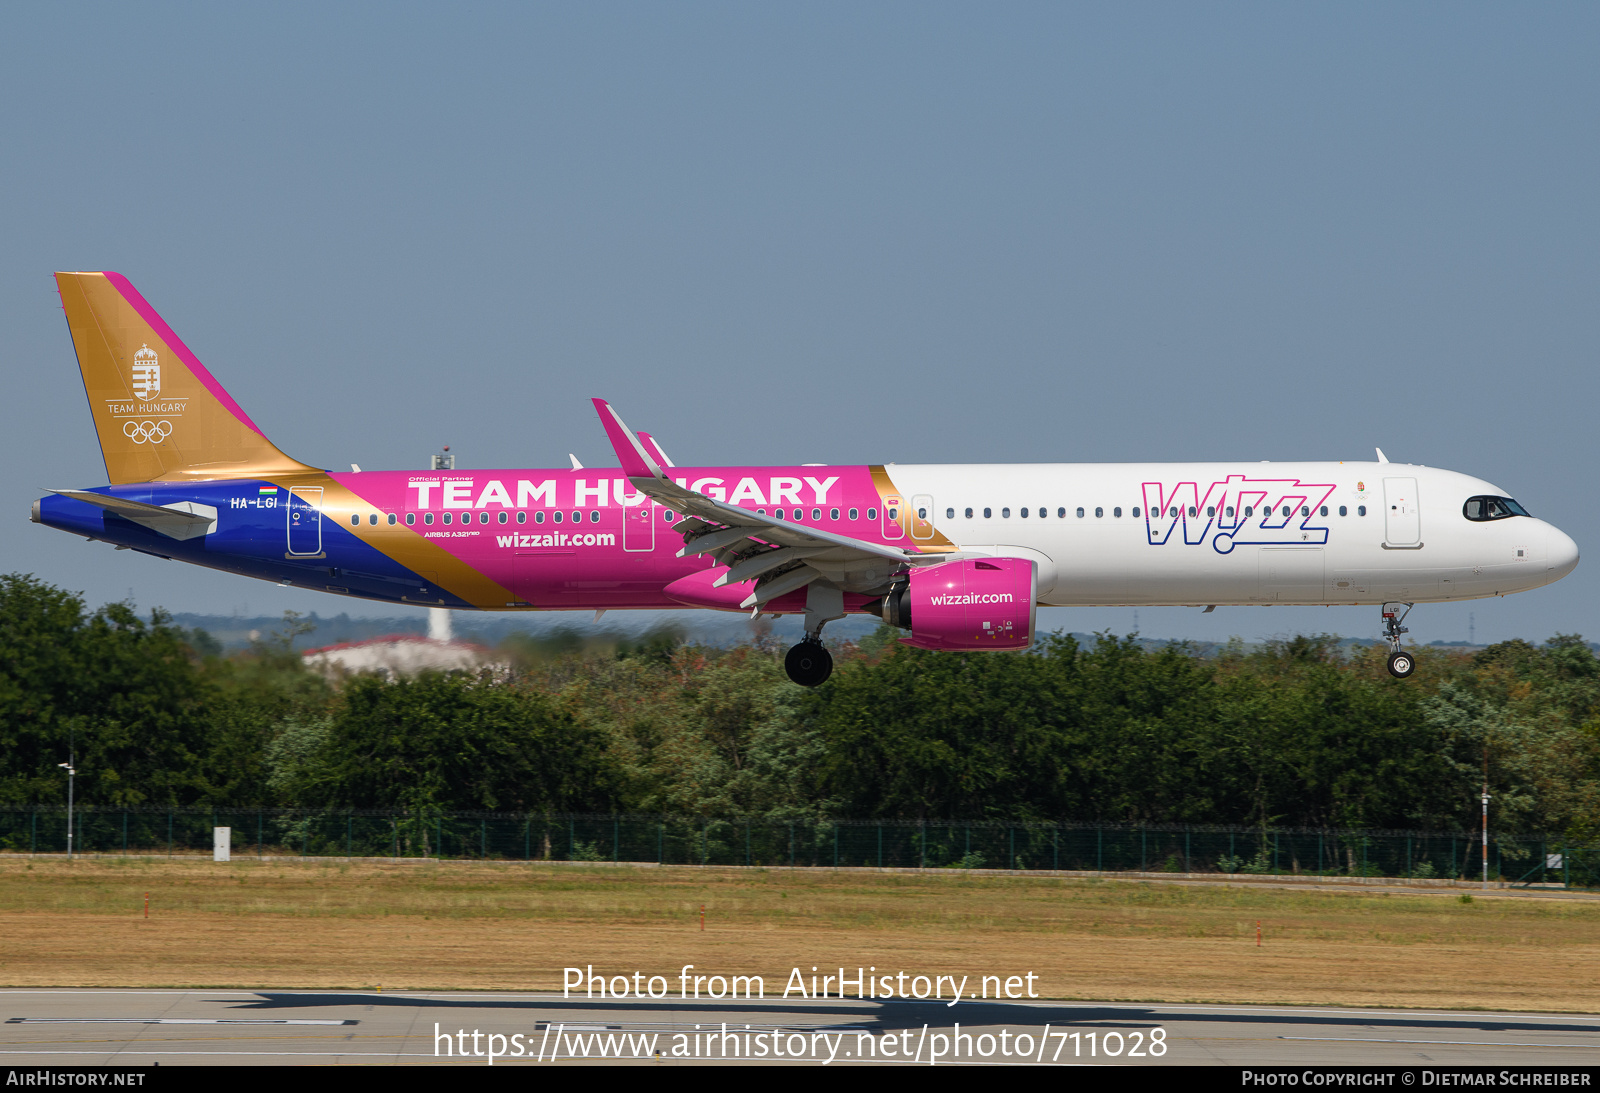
123, 420, 173, 444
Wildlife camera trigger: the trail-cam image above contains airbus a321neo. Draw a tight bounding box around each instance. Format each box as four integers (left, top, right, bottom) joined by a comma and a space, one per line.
33, 273, 1579, 685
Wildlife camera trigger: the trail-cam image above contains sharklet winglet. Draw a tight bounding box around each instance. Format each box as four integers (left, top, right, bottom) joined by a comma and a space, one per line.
591, 399, 664, 480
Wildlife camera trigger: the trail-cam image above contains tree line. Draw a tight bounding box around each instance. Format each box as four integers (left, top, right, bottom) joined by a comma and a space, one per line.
2, 573, 1596, 839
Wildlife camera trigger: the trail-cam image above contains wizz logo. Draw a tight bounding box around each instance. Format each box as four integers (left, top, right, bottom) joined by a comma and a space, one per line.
1142, 475, 1337, 555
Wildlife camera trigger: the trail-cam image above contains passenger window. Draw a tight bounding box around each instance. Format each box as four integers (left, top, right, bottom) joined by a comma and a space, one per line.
1169, 507, 1178, 518
1225, 506, 1233, 518
536, 511, 546, 524
405, 513, 416, 526
662, 511, 673, 523
887, 507, 898, 521
833, 508, 842, 520
850, 508, 859, 520
498, 512, 508, 524
814, 508, 823, 521
965, 508, 973, 518
552, 512, 562, 523
1283, 506, 1292, 517
442, 513, 452, 525
1095, 507, 1103, 518
1057, 507, 1066, 518
944, 508, 953, 520
1001, 507, 1010, 518
1358, 505, 1367, 516
1132, 507, 1141, 517
350, 514, 360, 527
1114, 507, 1122, 518
1338, 506, 1347, 516
1319, 506, 1328, 517
1020, 508, 1029, 518
387, 513, 396, 526
868, 508, 878, 520
1039, 505, 1048, 518
1187, 507, 1196, 518
368, 514, 378, 526
1243, 506, 1252, 517
794, 509, 804, 521
1076, 507, 1085, 518
983, 508, 991, 519
591, 511, 600, 523
572, 511, 582, 523
516, 511, 526, 524
757, 509, 766, 516
1301, 506, 1310, 517
424, 513, 434, 525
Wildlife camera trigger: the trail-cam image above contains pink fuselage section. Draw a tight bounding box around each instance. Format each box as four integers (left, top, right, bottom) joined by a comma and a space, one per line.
334, 464, 903, 611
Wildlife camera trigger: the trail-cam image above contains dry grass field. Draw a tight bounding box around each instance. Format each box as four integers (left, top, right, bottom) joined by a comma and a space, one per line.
0, 857, 1594, 1012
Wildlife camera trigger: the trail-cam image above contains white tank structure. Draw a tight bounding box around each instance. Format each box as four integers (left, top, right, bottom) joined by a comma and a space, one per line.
301, 632, 506, 680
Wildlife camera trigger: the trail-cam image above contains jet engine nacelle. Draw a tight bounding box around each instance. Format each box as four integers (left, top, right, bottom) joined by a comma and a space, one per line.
878, 557, 1037, 651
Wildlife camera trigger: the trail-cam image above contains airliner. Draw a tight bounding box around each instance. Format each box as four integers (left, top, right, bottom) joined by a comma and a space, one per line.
33, 273, 1579, 685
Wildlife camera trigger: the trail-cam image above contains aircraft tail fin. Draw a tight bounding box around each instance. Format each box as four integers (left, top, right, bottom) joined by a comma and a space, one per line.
54, 272, 319, 484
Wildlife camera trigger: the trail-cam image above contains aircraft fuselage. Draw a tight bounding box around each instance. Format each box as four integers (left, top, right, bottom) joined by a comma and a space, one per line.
35, 460, 1577, 613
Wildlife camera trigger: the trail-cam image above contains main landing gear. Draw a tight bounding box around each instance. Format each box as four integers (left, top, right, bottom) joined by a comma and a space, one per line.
785, 641, 833, 687
1382, 602, 1416, 678
783, 582, 844, 687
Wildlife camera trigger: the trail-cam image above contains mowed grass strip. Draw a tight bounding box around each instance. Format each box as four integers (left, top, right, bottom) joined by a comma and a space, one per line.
0, 858, 1595, 1011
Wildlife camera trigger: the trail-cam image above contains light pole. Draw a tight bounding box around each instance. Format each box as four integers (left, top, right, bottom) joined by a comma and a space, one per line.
1480, 787, 1491, 890
58, 760, 75, 860
1480, 740, 1491, 891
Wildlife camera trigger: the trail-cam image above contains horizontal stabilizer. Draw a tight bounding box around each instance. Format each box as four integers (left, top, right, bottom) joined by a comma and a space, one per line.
50, 490, 218, 541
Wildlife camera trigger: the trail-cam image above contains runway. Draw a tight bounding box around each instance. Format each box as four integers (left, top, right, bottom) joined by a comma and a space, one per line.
1, 990, 1598, 1066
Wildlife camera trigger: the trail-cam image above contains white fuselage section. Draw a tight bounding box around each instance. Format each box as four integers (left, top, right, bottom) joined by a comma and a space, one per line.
882, 461, 1576, 606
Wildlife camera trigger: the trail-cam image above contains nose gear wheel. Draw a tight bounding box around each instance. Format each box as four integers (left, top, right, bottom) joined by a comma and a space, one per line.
1381, 603, 1415, 679
1386, 650, 1416, 678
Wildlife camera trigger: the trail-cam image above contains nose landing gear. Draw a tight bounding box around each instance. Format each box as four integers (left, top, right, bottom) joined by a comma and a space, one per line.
1382, 602, 1415, 678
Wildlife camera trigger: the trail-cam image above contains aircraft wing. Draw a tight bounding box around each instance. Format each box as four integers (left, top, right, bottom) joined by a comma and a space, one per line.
592, 399, 951, 608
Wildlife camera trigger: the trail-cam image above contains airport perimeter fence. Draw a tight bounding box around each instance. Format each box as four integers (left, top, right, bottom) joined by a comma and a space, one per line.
0, 807, 1595, 887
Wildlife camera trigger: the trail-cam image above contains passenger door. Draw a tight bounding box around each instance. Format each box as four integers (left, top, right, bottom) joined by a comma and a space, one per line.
287, 487, 323, 556
1384, 477, 1421, 546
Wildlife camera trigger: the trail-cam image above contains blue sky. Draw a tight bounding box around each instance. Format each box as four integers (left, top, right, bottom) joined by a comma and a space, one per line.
4, 4, 1596, 644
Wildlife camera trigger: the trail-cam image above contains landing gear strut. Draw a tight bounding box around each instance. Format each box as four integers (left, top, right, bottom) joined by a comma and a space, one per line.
784, 582, 843, 687
1382, 602, 1415, 678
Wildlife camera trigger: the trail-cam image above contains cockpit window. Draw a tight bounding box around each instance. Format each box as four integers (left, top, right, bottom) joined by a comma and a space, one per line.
1463, 495, 1531, 521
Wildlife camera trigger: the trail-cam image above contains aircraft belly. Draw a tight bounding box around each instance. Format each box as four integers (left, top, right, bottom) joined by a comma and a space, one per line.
511, 551, 681, 609
1046, 529, 1259, 605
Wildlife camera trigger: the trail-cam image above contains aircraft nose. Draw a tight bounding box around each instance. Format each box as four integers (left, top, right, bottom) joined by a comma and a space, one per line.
1546, 524, 1580, 581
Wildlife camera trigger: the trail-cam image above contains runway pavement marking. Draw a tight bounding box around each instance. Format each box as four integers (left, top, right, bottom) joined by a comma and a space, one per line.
1282, 1037, 1600, 1048
997, 1000, 1600, 1022
0, 1050, 437, 1058
6, 1018, 357, 1025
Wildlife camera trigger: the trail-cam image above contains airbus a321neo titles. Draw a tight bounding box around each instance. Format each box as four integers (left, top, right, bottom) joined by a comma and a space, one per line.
33, 273, 1580, 685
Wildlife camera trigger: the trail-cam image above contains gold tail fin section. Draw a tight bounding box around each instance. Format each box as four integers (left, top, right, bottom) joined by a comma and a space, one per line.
55, 272, 319, 484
